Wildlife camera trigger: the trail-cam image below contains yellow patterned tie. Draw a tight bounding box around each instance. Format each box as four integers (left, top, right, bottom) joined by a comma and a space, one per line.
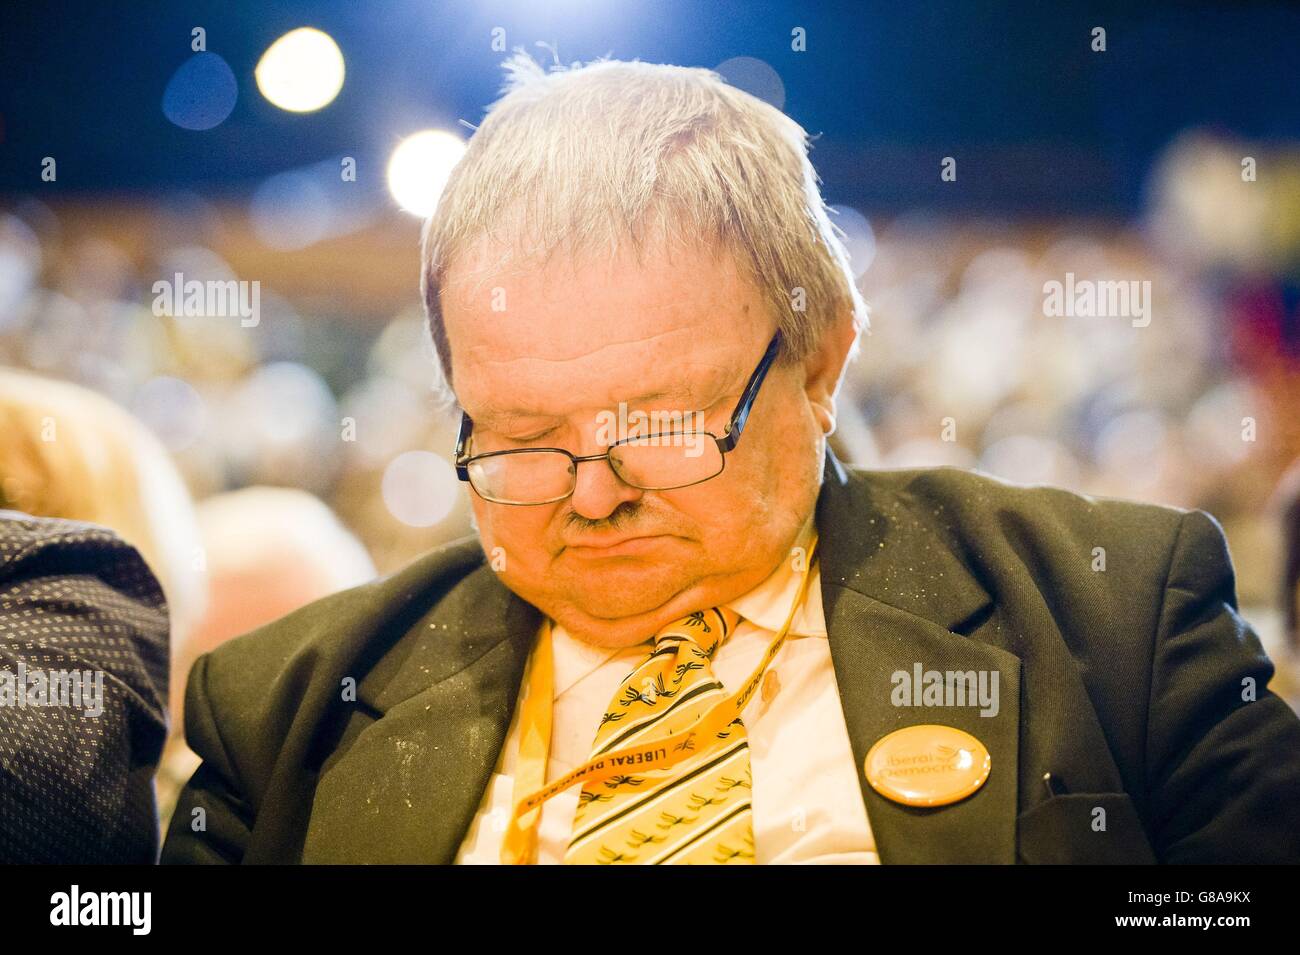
563, 606, 753, 864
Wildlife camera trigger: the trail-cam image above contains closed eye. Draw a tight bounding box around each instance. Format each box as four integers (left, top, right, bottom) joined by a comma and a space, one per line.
502, 427, 559, 445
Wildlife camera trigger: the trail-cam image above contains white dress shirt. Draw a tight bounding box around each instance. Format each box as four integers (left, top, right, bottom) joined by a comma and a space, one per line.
454, 515, 879, 864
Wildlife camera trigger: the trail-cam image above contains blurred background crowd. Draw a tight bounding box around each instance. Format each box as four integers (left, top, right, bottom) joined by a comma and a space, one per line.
2, 1, 1299, 832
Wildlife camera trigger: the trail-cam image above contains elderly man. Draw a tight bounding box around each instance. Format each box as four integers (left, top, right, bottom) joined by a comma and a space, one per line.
163, 54, 1300, 864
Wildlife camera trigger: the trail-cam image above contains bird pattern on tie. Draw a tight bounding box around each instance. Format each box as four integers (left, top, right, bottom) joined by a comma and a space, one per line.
563, 606, 754, 864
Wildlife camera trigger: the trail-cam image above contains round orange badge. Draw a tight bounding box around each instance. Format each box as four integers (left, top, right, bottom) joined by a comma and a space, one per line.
864, 724, 991, 807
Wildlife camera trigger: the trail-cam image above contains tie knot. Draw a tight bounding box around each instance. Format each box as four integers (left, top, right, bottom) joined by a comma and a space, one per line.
652, 607, 741, 658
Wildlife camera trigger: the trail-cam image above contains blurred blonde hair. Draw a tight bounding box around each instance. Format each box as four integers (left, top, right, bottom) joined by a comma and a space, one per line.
421, 52, 868, 393
0, 368, 206, 634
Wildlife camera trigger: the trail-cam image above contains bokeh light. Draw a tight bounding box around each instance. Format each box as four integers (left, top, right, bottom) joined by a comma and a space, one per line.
713, 56, 786, 110
255, 28, 345, 113
829, 205, 877, 278
251, 168, 334, 250
132, 376, 208, 453
386, 130, 466, 217
0, 213, 41, 319
381, 451, 458, 527
162, 52, 238, 131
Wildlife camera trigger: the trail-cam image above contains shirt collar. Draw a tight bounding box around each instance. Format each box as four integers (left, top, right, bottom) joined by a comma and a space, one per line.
550, 624, 627, 699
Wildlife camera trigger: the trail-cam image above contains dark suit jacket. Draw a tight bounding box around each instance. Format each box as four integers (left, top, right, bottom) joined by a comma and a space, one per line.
0, 512, 170, 863
161, 450, 1300, 864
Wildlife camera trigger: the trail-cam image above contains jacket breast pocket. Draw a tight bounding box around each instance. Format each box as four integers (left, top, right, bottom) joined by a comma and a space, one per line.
1017, 793, 1157, 864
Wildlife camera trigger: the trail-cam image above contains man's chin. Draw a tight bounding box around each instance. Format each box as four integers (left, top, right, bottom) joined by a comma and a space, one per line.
568, 585, 684, 621
550, 572, 696, 624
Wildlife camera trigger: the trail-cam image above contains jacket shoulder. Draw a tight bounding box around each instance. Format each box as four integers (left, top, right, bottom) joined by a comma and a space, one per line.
854, 464, 1193, 560
195, 534, 488, 711
845, 465, 1206, 644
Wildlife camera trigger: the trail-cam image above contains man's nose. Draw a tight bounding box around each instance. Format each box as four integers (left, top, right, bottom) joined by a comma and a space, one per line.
569, 454, 644, 520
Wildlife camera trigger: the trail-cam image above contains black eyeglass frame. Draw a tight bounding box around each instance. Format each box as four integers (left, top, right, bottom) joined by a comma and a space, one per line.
453, 329, 783, 505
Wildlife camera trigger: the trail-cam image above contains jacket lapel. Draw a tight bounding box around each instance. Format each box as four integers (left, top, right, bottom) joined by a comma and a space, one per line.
302, 562, 541, 864
816, 448, 1022, 863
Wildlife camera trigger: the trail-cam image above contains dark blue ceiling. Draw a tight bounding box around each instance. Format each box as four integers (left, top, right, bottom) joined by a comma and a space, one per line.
2, 0, 1297, 216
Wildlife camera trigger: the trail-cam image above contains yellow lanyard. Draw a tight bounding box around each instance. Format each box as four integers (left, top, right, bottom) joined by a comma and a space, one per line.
499, 534, 819, 864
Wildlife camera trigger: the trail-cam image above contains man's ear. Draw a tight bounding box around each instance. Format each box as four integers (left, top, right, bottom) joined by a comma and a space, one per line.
802, 310, 859, 435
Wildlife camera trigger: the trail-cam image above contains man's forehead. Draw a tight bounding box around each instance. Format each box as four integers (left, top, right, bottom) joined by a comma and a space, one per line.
441, 235, 768, 418
442, 231, 752, 329
466, 362, 733, 425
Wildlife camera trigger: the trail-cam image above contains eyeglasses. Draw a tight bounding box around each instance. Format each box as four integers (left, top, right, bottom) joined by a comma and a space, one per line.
454, 329, 782, 505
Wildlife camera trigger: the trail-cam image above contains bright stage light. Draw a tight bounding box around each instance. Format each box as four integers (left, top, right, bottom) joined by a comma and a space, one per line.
255, 28, 345, 113
386, 130, 466, 217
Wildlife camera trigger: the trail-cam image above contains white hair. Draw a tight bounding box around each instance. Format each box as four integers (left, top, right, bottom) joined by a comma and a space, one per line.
420, 51, 868, 391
